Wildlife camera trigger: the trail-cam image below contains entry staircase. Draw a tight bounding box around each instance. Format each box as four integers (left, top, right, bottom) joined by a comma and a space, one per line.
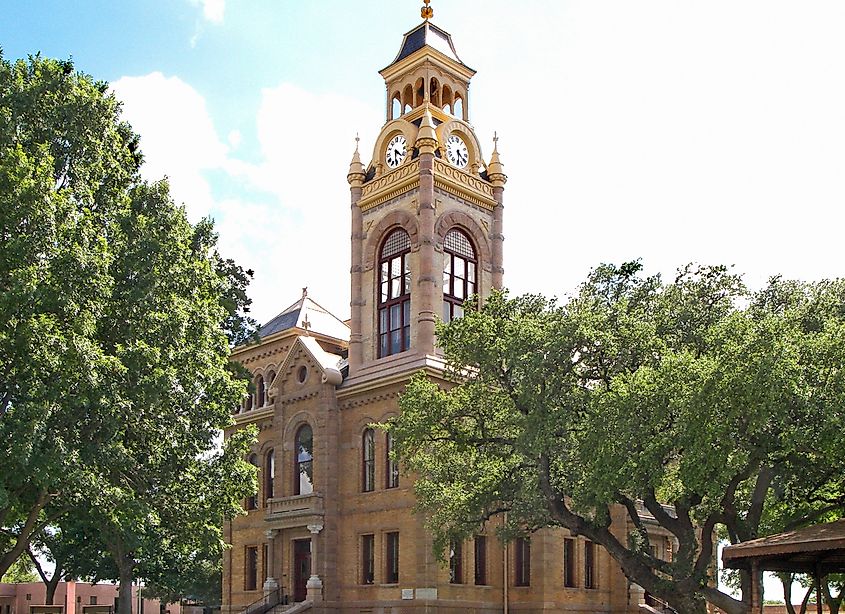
640, 593, 678, 614
238, 588, 314, 614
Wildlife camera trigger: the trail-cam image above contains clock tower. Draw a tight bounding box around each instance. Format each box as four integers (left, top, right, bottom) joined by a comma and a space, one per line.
346, 2, 506, 378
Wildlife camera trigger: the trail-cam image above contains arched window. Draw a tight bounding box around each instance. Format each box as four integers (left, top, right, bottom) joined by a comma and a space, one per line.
386, 431, 399, 489
265, 371, 275, 404
264, 449, 274, 501
362, 429, 375, 492
454, 95, 464, 119
246, 454, 259, 510
391, 93, 401, 120
402, 84, 413, 114
430, 78, 440, 107
442, 85, 453, 114
442, 229, 477, 322
245, 394, 253, 412
414, 77, 425, 107
256, 375, 265, 407
378, 229, 411, 357
294, 425, 314, 495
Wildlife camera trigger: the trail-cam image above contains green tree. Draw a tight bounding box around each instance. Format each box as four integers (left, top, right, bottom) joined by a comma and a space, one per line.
0, 554, 37, 583
0, 51, 258, 614
0, 50, 138, 578
392, 263, 845, 614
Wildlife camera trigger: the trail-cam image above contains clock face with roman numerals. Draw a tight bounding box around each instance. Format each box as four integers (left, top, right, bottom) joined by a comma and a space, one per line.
385, 134, 407, 169
446, 134, 469, 168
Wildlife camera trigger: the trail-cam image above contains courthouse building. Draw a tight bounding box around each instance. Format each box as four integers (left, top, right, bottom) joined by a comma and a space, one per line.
222, 5, 674, 614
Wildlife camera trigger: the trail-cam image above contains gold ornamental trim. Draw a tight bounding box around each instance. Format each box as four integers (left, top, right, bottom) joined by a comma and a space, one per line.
359, 160, 420, 211
432, 158, 497, 209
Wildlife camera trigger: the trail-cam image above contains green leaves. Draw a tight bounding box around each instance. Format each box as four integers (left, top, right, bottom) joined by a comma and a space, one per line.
0, 51, 257, 605
394, 262, 845, 614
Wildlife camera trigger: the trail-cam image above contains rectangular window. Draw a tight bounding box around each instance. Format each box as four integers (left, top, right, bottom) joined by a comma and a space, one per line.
514, 537, 530, 586
361, 534, 375, 585
245, 546, 258, 591
585, 540, 597, 589
449, 540, 463, 584
262, 543, 268, 585
89, 597, 97, 606
564, 538, 576, 587
474, 536, 487, 585
386, 432, 399, 488
385, 532, 400, 584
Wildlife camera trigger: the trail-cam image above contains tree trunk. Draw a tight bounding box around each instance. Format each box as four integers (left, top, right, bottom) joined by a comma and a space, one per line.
0, 492, 49, 578
45, 574, 61, 605
823, 579, 843, 614
797, 581, 814, 614
782, 573, 797, 614
117, 564, 134, 614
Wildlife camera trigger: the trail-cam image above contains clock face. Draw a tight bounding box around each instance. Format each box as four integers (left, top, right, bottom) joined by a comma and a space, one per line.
385, 134, 407, 169
446, 134, 469, 168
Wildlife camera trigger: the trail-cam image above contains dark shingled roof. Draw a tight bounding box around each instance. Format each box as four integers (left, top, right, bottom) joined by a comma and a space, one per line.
256, 294, 349, 341
390, 21, 465, 66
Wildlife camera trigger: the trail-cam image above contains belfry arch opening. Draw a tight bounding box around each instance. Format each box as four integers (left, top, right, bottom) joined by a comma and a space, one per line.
442, 84, 453, 114
391, 92, 401, 119
453, 94, 464, 119
414, 77, 425, 107
402, 83, 413, 114
429, 78, 440, 107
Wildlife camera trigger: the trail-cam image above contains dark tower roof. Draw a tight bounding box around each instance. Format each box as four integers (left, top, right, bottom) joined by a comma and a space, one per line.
388, 21, 466, 67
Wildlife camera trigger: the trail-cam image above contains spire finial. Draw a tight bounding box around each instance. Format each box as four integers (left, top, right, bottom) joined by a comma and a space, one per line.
421, 0, 433, 20
493, 131, 499, 152
302, 286, 308, 298
354, 132, 360, 153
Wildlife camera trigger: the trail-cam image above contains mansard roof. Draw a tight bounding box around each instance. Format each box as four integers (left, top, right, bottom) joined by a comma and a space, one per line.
389, 21, 466, 67
256, 292, 349, 342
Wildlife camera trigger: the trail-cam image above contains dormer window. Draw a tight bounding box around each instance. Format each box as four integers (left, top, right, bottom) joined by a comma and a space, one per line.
378, 229, 411, 357
442, 229, 476, 322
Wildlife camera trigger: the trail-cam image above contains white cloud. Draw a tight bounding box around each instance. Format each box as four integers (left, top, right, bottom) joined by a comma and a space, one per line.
112, 73, 228, 220
112, 73, 381, 324
222, 83, 381, 321
189, 0, 225, 23
452, 0, 845, 297
227, 129, 242, 150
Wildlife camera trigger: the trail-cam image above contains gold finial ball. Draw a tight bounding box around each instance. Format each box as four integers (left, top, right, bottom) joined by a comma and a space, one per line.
421, 0, 433, 20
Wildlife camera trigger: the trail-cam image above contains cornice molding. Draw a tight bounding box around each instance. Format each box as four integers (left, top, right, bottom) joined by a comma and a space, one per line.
233, 405, 274, 426
432, 158, 496, 209
360, 160, 420, 211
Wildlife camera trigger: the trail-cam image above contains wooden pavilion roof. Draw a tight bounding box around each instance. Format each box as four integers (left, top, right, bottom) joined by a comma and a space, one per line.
722, 519, 845, 575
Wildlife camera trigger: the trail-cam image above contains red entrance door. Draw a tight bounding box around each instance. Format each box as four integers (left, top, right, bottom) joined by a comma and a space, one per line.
293, 539, 311, 602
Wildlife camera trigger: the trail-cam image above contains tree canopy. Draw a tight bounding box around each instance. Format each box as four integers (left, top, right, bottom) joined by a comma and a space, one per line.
0, 52, 257, 612
392, 262, 845, 614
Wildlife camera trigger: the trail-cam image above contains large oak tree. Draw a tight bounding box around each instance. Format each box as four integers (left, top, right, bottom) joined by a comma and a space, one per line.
0, 53, 257, 613
393, 263, 845, 614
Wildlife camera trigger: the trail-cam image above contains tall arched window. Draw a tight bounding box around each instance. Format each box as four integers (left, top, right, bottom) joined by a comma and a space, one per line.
265, 371, 275, 404
362, 429, 375, 492
378, 229, 411, 357
294, 425, 314, 495
256, 375, 265, 407
246, 454, 259, 510
442, 229, 477, 322
386, 431, 399, 489
264, 449, 274, 501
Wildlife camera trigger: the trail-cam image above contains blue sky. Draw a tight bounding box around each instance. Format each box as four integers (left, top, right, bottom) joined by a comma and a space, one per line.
3, 1, 845, 337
